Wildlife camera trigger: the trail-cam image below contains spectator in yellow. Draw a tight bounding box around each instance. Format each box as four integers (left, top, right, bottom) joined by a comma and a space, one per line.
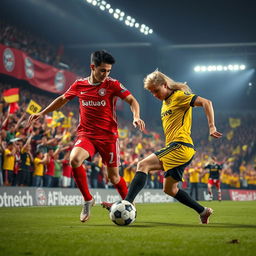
188, 162, 201, 200
33, 151, 48, 187
2, 141, 16, 186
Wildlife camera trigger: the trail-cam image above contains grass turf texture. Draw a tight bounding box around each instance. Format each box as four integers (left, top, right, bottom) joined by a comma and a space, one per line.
0, 201, 256, 256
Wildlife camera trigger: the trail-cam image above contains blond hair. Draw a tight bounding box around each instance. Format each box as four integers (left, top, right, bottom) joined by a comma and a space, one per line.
144, 70, 192, 94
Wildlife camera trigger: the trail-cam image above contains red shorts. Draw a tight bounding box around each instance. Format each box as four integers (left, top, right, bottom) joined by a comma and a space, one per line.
208, 178, 220, 189
74, 137, 120, 167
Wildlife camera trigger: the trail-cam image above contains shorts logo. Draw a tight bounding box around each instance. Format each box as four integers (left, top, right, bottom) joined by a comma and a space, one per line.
75, 139, 82, 145
82, 100, 106, 107
98, 88, 106, 96
3, 48, 15, 72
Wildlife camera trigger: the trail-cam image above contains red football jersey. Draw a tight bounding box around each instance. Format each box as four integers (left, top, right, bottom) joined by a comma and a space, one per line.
64, 77, 131, 140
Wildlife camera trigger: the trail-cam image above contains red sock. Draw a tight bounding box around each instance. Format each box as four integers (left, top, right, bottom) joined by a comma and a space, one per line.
114, 176, 128, 199
72, 165, 93, 201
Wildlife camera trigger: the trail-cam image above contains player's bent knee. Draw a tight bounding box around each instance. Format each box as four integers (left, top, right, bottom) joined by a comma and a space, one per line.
137, 160, 149, 173
70, 158, 82, 168
163, 187, 177, 197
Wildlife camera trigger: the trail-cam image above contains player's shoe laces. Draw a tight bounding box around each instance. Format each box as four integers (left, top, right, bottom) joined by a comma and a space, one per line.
80, 198, 95, 222
101, 201, 113, 211
200, 207, 213, 224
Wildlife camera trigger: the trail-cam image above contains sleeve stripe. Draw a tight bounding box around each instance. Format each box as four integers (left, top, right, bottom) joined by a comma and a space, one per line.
190, 95, 198, 107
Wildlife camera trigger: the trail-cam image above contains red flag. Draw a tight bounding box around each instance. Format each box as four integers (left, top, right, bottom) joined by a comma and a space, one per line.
3, 88, 19, 103
9, 102, 20, 114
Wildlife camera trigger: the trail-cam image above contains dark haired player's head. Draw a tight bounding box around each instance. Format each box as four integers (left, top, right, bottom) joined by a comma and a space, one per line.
91, 50, 115, 67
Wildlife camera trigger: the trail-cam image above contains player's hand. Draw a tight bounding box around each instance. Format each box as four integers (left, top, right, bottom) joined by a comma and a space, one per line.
209, 126, 222, 139
133, 118, 145, 132
26, 113, 43, 127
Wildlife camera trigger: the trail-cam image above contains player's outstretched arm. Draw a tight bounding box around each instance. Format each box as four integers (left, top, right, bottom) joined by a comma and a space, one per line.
124, 94, 145, 131
27, 95, 69, 127
193, 96, 222, 139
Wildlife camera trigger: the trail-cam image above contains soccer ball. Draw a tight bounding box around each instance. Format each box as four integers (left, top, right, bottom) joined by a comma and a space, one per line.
109, 200, 136, 226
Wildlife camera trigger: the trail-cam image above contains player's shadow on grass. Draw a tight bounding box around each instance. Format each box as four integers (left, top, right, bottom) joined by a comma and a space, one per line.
136, 221, 256, 229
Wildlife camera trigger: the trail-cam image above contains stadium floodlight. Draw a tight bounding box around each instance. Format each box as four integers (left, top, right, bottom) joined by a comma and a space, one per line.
228, 65, 234, 71
194, 66, 201, 72
113, 13, 119, 19
216, 65, 223, 71
240, 65, 246, 70
194, 64, 247, 72
233, 65, 239, 71
84, 0, 153, 36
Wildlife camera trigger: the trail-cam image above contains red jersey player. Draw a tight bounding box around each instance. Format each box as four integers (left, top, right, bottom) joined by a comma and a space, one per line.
27, 50, 145, 222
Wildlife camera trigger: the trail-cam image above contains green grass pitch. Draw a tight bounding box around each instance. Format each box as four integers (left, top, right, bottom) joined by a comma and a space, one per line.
0, 201, 256, 256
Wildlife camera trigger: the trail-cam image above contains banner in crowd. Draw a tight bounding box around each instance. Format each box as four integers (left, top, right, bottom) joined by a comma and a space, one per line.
0, 44, 79, 94
229, 117, 241, 128
26, 100, 42, 114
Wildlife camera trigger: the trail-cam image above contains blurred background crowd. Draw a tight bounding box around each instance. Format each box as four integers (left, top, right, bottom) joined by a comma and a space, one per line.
1, 20, 256, 191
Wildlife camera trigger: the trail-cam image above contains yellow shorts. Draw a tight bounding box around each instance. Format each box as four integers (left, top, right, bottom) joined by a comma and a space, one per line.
155, 141, 195, 181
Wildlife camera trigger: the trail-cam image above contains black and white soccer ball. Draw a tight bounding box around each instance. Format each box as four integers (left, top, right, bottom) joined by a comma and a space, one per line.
109, 200, 136, 226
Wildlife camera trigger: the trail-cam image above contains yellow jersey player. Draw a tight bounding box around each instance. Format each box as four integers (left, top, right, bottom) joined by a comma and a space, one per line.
122, 70, 222, 224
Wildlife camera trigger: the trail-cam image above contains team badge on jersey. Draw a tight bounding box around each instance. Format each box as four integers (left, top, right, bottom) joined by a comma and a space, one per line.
98, 88, 106, 96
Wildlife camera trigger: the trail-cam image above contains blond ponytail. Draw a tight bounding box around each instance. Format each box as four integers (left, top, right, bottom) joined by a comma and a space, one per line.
144, 70, 192, 94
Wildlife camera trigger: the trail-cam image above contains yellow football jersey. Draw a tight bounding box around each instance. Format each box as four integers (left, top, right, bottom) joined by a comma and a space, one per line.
161, 90, 197, 145
3, 149, 15, 171
33, 157, 44, 176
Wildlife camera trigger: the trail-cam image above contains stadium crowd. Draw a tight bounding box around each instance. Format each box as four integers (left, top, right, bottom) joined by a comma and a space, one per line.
0, 20, 256, 192
0, 79, 256, 190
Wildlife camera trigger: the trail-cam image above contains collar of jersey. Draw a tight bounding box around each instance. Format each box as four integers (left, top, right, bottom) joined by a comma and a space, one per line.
164, 91, 174, 103
87, 77, 101, 86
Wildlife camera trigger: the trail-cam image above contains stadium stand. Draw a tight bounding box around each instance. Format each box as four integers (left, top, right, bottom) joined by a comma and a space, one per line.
0, 21, 256, 190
